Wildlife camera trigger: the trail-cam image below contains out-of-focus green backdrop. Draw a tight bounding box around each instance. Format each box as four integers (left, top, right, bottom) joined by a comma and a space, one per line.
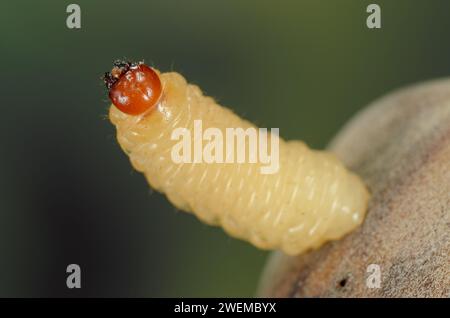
1, 0, 450, 297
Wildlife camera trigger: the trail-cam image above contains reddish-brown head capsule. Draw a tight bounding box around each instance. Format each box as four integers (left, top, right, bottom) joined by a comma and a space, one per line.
104, 61, 162, 115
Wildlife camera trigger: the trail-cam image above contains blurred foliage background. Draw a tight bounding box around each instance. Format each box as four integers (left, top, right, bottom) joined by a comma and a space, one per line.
1, 0, 450, 297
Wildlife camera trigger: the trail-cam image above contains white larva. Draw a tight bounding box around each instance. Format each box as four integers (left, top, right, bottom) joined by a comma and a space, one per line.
108, 69, 370, 255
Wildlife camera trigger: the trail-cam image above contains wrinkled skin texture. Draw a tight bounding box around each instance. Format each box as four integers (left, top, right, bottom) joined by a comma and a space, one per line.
258, 79, 450, 297
110, 71, 369, 256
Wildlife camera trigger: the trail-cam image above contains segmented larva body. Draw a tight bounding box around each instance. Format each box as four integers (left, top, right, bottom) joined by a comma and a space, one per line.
108, 67, 369, 255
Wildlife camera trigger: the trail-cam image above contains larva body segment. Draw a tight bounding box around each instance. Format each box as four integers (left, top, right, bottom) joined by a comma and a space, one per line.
109, 71, 369, 255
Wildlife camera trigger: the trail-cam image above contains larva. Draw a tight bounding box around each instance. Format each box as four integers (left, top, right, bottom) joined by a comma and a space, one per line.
105, 61, 370, 255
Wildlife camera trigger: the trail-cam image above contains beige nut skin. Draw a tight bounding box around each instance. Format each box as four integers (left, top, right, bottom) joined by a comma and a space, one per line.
258, 78, 450, 297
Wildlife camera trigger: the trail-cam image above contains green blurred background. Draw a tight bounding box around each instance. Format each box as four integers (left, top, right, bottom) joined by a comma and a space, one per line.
0, 0, 449, 297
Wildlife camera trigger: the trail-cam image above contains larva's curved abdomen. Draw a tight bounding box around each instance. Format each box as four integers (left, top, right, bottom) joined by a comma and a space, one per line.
109, 71, 369, 255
